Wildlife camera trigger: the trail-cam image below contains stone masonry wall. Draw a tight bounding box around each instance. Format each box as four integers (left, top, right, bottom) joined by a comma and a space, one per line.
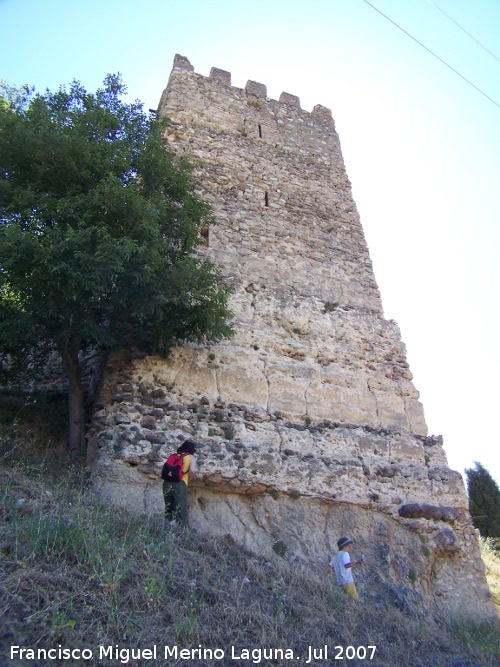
88, 56, 495, 620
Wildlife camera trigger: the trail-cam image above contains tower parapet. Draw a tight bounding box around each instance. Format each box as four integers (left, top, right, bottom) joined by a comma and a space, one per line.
209, 67, 231, 86
172, 53, 194, 72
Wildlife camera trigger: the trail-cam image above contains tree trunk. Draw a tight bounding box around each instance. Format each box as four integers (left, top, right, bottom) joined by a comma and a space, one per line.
60, 338, 85, 465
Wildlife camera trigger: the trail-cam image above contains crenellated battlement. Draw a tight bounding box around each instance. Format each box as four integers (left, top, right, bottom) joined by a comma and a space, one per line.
171, 54, 332, 120
209, 66, 231, 86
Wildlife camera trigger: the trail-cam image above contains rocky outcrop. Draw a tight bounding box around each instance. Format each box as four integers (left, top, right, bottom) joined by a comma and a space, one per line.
88, 56, 496, 621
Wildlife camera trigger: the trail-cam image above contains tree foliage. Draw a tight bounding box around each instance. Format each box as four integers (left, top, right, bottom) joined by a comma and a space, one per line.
466, 462, 500, 538
0, 81, 33, 113
0, 75, 233, 462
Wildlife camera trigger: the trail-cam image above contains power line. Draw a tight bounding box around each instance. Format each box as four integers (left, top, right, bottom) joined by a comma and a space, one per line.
427, 0, 500, 65
359, 0, 500, 111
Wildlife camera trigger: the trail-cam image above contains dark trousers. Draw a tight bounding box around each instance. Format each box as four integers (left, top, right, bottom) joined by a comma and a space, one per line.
163, 480, 188, 528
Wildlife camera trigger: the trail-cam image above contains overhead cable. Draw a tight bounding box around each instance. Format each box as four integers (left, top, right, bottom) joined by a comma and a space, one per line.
427, 0, 500, 65
359, 0, 500, 110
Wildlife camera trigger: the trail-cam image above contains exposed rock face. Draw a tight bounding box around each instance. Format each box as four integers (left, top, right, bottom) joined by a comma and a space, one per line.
88, 55, 495, 620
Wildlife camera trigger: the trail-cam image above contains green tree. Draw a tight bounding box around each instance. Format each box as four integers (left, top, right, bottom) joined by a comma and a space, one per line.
466, 462, 500, 538
0, 80, 33, 112
0, 75, 233, 464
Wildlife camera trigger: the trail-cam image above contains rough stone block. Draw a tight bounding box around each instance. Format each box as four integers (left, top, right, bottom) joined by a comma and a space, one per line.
312, 104, 333, 121
210, 67, 231, 85
279, 92, 300, 108
173, 54, 194, 72
245, 80, 267, 97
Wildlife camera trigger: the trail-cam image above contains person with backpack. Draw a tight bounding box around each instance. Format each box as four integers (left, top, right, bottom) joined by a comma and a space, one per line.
322, 536, 364, 598
162, 440, 197, 529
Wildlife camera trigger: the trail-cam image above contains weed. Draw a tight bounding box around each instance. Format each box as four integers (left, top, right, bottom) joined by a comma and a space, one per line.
328, 589, 345, 611
213, 410, 224, 422
481, 538, 500, 608
272, 540, 288, 558
246, 98, 262, 108
449, 619, 500, 656
288, 490, 301, 500
269, 489, 279, 500
482, 537, 500, 557
50, 603, 77, 636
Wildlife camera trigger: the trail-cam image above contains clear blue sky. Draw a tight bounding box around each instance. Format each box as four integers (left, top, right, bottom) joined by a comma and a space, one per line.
2, 0, 499, 485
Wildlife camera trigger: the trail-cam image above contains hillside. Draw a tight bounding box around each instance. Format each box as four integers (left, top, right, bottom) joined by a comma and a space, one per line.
0, 397, 499, 667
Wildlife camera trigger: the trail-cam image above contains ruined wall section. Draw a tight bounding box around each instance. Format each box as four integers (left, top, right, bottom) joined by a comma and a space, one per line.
158, 55, 382, 313
153, 55, 427, 434
88, 57, 495, 619
89, 354, 491, 619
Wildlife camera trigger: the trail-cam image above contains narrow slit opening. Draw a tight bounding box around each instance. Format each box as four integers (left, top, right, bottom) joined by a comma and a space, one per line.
264, 191, 269, 207
258, 124, 262, 138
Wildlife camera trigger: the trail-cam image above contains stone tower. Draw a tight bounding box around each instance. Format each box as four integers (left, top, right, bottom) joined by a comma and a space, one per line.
89, 55, 494, 619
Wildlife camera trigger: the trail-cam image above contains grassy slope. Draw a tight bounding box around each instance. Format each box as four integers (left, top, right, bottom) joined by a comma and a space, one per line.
484, 540, 500, 610
0, 400, 499, 667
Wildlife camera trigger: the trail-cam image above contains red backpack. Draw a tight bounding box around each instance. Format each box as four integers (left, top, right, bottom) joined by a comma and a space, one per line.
161, 453, 186, 482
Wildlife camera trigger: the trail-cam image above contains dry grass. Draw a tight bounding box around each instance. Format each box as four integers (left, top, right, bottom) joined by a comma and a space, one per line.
483, 539, 500, 610
0, 406, 499, 667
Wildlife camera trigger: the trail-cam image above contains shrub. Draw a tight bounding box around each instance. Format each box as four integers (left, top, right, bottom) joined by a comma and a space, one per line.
272, 540, 288, 558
